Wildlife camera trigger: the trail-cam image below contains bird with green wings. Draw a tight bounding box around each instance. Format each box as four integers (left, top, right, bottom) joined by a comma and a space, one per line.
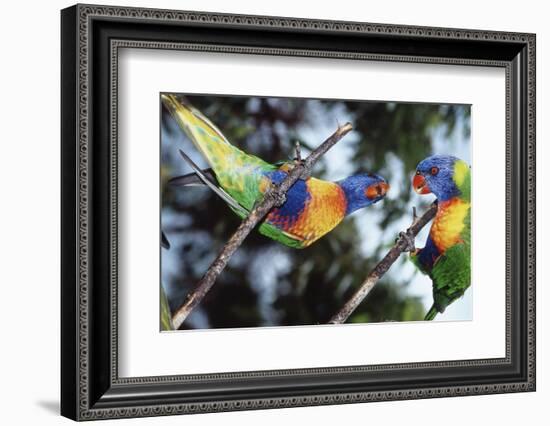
407, 154, 471, 320
162, 94, 389, 249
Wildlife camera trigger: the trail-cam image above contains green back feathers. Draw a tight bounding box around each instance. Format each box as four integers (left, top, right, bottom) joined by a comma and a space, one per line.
431, 244, 470, 293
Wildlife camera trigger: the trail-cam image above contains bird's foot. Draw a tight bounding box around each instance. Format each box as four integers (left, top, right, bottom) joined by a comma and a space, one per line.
397, 229, 416, 253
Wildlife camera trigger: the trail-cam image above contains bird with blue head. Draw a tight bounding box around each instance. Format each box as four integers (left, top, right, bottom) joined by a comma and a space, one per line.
409, 154, 471, 320
163, 94, 389, 249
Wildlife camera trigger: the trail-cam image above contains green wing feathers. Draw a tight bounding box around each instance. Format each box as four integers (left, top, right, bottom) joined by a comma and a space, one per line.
431, 242, 471, 313
161, 94, 275, 210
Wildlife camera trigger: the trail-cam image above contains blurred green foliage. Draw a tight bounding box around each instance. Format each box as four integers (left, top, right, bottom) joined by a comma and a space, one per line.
160, 95, 469, 329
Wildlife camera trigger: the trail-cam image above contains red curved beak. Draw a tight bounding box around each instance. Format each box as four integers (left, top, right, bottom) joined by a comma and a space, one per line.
413, 174, 430, 194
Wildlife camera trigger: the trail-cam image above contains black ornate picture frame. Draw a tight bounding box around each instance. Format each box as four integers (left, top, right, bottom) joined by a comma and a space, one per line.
61, 4, 536, 421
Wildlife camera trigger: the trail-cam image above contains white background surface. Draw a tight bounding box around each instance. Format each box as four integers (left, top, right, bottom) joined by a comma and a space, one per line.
0, 0, 546, 425
119, 50, 505, 377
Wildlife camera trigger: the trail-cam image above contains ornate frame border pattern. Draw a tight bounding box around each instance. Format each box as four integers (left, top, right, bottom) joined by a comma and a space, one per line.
61, 3, 536, 421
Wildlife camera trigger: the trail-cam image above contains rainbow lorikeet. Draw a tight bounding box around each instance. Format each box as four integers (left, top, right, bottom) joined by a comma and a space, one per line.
162, 94, 389, 249
409, 154, 471, 320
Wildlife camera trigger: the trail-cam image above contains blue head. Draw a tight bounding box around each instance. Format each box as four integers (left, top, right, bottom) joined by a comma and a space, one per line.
338, 173, 389, 215
413, 155, 467, 201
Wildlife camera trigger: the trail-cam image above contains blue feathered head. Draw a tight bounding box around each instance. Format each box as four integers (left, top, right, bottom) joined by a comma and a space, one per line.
339, 173, 389, 214
413, 155, 467, 201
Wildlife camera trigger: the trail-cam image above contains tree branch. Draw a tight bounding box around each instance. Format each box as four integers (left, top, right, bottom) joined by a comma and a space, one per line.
327, 202, 438, 324
171, 122, 354, 329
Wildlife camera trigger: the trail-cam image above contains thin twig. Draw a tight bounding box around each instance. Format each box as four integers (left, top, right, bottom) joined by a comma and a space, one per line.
294, 141, 302, 162
171, 122, 354, 329
327, 202, 438, 324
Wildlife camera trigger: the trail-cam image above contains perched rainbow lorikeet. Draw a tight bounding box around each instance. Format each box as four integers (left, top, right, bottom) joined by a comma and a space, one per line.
162, 94, 389, 249
408, 154, 471, 320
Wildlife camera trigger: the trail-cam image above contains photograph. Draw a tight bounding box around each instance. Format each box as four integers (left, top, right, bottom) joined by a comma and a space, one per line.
159, 93, 472, 330
58, 3, 536, 420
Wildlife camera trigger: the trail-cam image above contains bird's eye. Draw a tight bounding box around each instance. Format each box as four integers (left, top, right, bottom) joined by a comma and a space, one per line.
415, 170, 421, 175
430, 167, 439, 176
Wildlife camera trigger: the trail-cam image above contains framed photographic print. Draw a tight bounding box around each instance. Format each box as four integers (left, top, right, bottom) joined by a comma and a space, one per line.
61, 4, 536, 421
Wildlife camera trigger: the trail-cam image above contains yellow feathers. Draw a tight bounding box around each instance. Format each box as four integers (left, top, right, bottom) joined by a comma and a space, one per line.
452, 159, 470, 188
288, 178, 347, 247
161, 94, 232, 168
430, 198, 470, 252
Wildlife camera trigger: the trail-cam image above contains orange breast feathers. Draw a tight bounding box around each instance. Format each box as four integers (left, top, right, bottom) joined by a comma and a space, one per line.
287, 178, 347, 246
430, 197, 470, 253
